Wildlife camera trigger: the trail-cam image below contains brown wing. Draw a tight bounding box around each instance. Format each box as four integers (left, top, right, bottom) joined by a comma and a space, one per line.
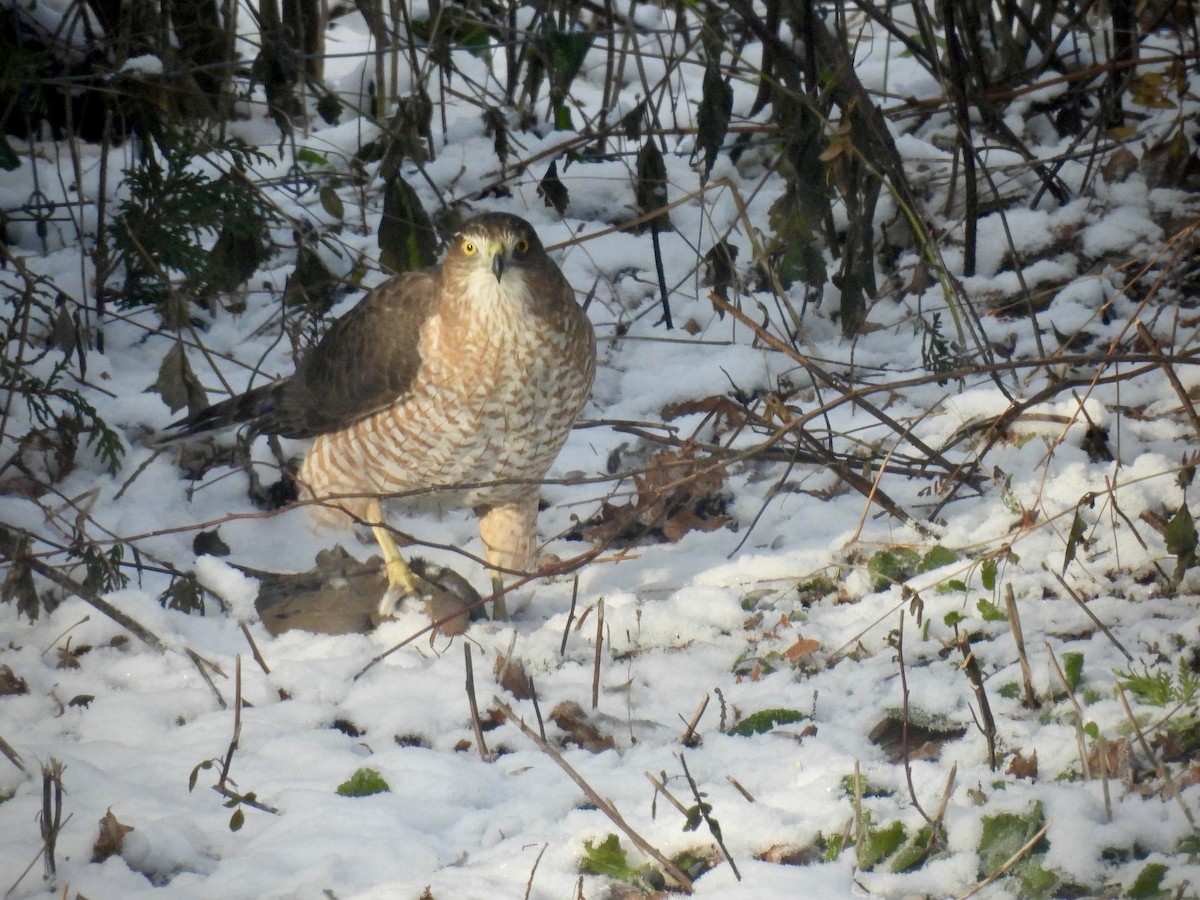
264, 266, 442, 439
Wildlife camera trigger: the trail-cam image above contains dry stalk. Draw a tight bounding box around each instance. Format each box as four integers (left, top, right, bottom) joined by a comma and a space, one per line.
725, 775, 755, 802
679, 693, 708, 746
463, 643, 491, 763
592, 596, 604, 710
40, 759, 64, 879
239, 620, 271, 675
1004, 584, 1039, 708
1097, 733, 1112, 824
0, 734, 26, 773
496, 699, 694, 892
957, 632, 997, 770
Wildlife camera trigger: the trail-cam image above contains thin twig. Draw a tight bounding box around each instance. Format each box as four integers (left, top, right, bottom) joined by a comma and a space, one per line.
464, 643, 491, 763
239, 621, 271, 675
957, 820, 1052, 899
496, 699, 693, 892
678, 752, 740, 880
645, 770, 691, 817
1043, 565, 1133, 661
898, 612, 935, 824
592, 596, 604, 710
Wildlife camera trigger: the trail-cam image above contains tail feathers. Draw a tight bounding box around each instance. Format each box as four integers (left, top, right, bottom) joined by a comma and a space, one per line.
160, 381, 284, 443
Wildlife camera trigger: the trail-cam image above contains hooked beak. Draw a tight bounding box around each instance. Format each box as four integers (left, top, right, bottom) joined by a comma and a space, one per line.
490, 242, 506, 282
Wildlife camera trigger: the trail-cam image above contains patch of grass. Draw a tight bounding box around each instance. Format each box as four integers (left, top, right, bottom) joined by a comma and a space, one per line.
336, 767, 390, 797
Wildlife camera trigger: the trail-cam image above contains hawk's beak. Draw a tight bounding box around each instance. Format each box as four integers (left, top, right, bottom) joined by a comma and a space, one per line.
490, 242, 506, 282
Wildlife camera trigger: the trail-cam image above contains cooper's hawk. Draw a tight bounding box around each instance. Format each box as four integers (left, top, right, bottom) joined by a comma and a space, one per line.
170, 212, 596, 619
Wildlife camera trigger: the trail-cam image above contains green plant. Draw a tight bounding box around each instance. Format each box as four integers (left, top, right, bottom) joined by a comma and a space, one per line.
336, 767, 390, 797
109, 132, 277, 326
1116, 658, 1200, 708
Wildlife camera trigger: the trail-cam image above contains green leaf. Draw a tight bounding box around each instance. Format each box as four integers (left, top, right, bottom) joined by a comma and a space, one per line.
188, 760, 212, 793
981, 558, 997, 591
867, 548, 921, 591
229, 806, 245, 831
296, 148, 329, 167
976, 598, 1007, 622
943, 610, 966, 629
377, 174, 438, 275
918, 545, 957, 573
336, 767, 390, 797
580, 834, 655, 888
998, 683, 1020, 700
978, 803, 1046, 874
1062, 651, 1084, 693
1063, 512, 1087, 573
1165, 503, 1197, 560
1127, 862, 1169, 899
889, 824, 935, 873
728, 708, 808, 737
858, 820, 906, 871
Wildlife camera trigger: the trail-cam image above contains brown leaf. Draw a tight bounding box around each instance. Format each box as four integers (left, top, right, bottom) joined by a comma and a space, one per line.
0, 664, 28, 695
550, 701, 615, 753
783, 638, 821, 664
92, 808, 134, 862
1005, 748, 1038, 780
1099, 146, 1139, 184
150, 343, 208, 416
494, 652, 534, 700
1087, 737, 1133, 784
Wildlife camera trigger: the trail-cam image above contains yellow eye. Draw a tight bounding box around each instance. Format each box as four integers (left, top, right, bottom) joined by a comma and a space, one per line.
462, 240, 477, 255
516, 239, 530, 253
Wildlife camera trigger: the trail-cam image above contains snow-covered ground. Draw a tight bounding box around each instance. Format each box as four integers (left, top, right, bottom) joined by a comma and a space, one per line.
3, 4, 1200, 898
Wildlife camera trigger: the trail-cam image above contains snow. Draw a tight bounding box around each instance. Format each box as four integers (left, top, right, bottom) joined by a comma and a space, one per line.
4, 5, 1200, 899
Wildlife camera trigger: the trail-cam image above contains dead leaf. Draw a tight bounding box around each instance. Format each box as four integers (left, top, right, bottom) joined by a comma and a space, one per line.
494, 652, 534, 700
92, 808, 134, 862
783, 638, 821, 664
0, 664, 28, 695
1005, 748, 1038, 780
1087, 737, 1133, 785
550, 701, 615, 753
576, 445, 731, 549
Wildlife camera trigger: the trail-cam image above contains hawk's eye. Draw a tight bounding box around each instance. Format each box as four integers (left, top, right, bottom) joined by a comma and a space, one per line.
462, 240, 477, 255
515, 239, 530, 253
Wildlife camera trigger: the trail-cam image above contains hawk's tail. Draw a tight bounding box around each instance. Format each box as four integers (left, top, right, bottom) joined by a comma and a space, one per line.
159, 381, 284, 443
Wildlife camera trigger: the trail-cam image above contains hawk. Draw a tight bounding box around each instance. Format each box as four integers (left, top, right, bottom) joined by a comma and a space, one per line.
170, 212, 596, 619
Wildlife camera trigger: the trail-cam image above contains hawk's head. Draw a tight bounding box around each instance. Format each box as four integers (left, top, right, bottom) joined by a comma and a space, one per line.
446, 213, 548, 286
